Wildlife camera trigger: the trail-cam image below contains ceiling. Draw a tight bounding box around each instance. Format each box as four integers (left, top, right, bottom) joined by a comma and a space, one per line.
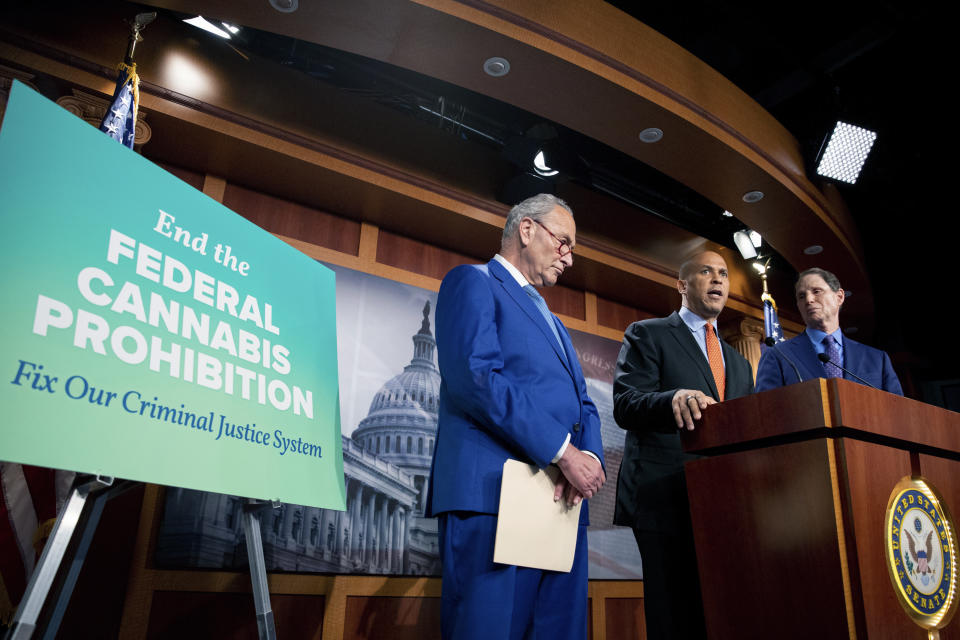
3, 1, 951, 387
148, 0, 953, 382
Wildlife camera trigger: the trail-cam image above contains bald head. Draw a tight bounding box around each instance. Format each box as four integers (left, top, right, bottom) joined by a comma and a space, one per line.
679, 251, 724, 281
677, 251, 730, 321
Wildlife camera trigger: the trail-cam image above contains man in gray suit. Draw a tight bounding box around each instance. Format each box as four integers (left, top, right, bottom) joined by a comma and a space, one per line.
613, 250, 754, 639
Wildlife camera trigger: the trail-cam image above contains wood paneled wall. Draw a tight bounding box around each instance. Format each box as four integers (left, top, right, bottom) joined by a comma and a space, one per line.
215, 168, 653, 341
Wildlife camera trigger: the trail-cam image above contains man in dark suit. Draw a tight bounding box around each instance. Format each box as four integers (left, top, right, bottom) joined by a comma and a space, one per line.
613, 250, 754, 639
426, 193, 605, 640
755, 267, 902, 394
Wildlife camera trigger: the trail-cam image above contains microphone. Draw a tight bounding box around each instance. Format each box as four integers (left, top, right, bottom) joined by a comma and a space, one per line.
817, 352, 877, 389
764, 337, 804, 383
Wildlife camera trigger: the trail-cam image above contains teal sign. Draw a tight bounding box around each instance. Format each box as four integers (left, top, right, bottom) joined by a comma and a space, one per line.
0, 82, 344, 510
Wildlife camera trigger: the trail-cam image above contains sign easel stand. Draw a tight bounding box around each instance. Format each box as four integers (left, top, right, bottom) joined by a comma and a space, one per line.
242, 499, 278, 640
4, 475, 133, 640
5, 483, 281, 640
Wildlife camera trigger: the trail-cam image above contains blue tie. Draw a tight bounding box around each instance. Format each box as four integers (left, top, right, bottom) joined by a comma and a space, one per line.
523, 285, 565, 354
822, 335, 843, 378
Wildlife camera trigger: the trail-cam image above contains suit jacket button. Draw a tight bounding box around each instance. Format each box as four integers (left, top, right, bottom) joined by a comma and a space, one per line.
572, 422, 581, 432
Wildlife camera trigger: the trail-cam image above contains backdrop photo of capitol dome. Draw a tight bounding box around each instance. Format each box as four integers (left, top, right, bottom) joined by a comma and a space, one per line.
155, 263, 640, 578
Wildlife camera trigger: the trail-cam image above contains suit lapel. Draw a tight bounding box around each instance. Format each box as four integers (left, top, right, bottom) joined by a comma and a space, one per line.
488, 260, 573, 376
666, 312, 719, 400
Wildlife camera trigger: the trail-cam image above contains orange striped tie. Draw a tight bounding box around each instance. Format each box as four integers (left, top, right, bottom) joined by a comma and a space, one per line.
705, 322, 725, 401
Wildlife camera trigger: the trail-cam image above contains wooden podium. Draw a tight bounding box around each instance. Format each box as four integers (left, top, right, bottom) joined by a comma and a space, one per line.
683, 378, 959, 639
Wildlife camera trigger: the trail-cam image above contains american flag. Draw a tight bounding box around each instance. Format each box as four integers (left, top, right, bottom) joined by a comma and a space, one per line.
762, 291, 785, 343
2, 60, 138, 627
98, 62, 140, 149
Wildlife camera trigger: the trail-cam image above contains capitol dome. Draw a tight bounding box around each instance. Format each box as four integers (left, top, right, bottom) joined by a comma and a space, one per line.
353, 301, 439, 508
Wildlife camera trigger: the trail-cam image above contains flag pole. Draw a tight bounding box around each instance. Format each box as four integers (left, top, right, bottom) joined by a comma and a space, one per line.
99, 12, 155, 148
123, 12, 156, 64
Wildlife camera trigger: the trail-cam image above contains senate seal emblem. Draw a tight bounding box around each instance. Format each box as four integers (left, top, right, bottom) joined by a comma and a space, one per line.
884, 476, 958, 635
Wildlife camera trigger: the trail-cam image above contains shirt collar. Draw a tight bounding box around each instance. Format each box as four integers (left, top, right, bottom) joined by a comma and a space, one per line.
493, 254, 530, 288
806, 326, 843, 348
679, 305, 717, 334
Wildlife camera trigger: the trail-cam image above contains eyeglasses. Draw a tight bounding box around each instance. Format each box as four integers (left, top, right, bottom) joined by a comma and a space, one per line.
531, 218, 574, 257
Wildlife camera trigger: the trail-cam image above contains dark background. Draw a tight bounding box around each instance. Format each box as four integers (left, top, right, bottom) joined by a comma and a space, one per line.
612, 1, 956, 397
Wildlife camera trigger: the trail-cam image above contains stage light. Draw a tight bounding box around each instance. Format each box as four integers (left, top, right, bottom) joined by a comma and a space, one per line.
533, 150, 559, 177
733, 229, 761, 259
816, 121, 877, 184
183, 16, 232, 39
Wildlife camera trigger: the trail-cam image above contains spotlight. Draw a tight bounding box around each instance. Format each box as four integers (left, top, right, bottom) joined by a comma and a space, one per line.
183, 16, 232, 39
816, 121, 877, 184
733, 229, 762, 259
533, 150, 559, 177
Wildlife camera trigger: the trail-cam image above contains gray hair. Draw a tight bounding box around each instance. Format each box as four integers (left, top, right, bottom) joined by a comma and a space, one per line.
796, 267, 842, 294
501, 193, 573, 245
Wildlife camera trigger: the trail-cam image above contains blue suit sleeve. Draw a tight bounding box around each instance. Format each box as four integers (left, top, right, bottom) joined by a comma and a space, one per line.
881, 351, 904, 396
570, 345, 606, 469
436, 266, 570, 468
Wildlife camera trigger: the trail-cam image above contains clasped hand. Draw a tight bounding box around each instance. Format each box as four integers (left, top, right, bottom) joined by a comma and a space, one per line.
554, 444, 605, 507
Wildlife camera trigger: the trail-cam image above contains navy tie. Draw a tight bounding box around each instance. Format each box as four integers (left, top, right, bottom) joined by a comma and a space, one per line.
822, 335, 843, 378
523, 284, 565, 354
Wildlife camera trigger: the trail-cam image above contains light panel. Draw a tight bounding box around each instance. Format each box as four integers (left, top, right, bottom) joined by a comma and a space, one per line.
816, 121, 877, 184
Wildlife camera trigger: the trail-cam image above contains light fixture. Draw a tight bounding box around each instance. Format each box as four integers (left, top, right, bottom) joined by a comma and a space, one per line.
721, 210, 734, 217
183, 16, 232, 39
742, 190, 764, 203
483, 57, 510, 77
221, 22, 240, 35
816, 121, 877, 184
751, 261, 767, 274
733, 229, 761, 259
803, 245, 823, 255
269, 0, 298, 12
533, 150, 559, 177
638, 127, 663, 143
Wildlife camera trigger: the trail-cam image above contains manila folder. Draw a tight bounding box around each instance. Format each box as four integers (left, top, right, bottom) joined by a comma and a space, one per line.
493, 459, 582, 572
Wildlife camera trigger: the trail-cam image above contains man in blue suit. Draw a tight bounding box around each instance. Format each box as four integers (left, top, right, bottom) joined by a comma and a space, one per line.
755, 267, 903, 394
426, 194, 605, 640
